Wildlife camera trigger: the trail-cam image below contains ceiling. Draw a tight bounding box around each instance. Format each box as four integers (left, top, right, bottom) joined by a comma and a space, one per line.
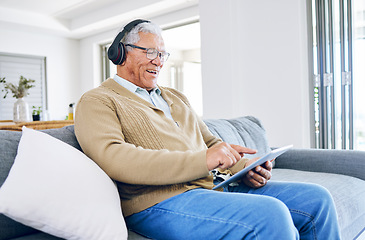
0, 0, 199, 39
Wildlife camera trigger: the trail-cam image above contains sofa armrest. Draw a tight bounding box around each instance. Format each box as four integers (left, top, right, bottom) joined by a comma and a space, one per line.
274, 148, 365, 181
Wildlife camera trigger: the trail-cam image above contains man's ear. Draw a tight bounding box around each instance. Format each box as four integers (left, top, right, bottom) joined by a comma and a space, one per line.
118, 56, 127, 66
121, 53, 129, 66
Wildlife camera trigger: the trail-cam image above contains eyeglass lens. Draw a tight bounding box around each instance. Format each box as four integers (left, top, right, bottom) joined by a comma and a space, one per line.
146, 49, 169, 62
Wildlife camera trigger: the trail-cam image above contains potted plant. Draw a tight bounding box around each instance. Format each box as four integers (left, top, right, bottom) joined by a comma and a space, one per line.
32, 106, 42, 121
0, 76, 35, 99
0, 76, 36, 123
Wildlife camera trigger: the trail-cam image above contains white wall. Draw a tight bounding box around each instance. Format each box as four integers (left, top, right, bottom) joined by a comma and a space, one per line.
0, 1, 314, 148
200, 0, 313, 148
0, 27, 80, 120
79, 30, 115, 95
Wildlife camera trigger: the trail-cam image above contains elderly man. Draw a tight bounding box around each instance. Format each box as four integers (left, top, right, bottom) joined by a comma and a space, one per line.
75, 19, 340, 239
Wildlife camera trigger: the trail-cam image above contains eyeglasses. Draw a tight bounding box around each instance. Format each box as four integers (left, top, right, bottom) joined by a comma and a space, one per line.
125, 44, 170, 62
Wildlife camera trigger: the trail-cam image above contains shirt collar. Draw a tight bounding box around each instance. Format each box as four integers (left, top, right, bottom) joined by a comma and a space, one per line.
113, 74, 161, 95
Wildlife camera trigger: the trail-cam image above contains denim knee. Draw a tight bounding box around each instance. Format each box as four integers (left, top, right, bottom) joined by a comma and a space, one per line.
243, 196, 299, 239
299, 183, 336, 211
288, 183, 340, 240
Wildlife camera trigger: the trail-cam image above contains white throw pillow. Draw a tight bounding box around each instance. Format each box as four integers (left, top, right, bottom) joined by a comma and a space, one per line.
0, 127, 128, 240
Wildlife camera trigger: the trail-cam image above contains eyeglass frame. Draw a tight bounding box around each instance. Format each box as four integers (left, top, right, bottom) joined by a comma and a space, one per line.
125, 44, 170, 62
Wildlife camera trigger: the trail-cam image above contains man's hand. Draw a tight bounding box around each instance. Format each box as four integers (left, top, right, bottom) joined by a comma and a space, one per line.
206, 143, 257, 171
242, 159, 273, 188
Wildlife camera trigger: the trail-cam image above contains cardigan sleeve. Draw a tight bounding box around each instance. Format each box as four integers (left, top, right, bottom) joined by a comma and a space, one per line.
74, 91, 211, 186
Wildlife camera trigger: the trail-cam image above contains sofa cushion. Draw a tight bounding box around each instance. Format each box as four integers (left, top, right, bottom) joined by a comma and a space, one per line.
272, 169, 365, 240
204, 116, 271, 159
0, 127, 127, 240
0, 214, 38, 240
41, 125, 82, 151
10, 232, 63, 240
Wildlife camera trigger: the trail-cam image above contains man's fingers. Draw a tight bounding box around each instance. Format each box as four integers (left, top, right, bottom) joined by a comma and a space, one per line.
230, 144, 257, 157
264, 160, 273, 172
229, 146, 242, 162
242, 160, 273, 188
244, 171, 265, 188
223, 147, 240, 168
249, 170, 267, 185
207, 142, 242, 170
254, 165, 272, 181
241, 147, 258, 154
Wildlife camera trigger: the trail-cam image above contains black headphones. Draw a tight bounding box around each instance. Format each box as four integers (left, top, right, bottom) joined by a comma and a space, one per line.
108, 19, 150, 65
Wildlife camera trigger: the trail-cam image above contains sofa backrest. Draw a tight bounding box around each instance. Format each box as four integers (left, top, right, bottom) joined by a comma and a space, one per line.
204, 116, 271, 159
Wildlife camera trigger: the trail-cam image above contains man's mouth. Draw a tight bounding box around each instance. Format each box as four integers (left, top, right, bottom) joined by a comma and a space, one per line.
146, 69, 158, 75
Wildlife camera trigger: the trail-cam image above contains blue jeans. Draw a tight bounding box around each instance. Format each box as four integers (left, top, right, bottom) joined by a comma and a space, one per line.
125, 181, 341, 240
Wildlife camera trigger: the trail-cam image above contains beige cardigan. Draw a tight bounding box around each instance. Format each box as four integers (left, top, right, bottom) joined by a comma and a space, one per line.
75, 79, 246, 216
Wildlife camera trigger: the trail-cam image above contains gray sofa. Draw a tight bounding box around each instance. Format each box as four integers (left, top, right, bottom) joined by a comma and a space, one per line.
1, 116, 364, 240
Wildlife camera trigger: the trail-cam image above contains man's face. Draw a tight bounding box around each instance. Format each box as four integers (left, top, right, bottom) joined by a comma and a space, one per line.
122, 32, 165, 91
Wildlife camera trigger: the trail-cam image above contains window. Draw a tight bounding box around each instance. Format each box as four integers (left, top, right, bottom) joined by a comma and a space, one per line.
101, 44, 113, 81
0, 53, 47, 121
101, 21, 203, 116
311, 0, 365, 150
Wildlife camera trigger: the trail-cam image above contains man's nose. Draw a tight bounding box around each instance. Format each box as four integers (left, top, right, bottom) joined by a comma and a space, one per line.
151, 55, 163, 66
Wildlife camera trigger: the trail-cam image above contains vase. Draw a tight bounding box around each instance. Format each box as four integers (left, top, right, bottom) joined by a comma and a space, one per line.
13, 98, 31, 123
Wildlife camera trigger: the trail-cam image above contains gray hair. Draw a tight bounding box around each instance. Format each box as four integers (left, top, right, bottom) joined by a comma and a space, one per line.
121, 21, 163, 52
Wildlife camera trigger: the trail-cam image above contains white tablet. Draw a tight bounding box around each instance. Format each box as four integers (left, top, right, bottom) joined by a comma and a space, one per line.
212, 145, 293, 190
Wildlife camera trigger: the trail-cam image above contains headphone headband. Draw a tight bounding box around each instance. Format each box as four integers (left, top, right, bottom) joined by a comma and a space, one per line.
121, 19, 150, 38
108, 19, 150, 65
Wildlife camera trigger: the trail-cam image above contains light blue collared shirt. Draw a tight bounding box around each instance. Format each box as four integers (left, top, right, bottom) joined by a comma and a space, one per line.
113, 74, 174, 120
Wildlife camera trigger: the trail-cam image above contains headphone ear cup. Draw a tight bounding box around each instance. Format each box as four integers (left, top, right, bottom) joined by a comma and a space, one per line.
108, 42, 120, 65
107, 42, 126, 65
117, 42, 126, 65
